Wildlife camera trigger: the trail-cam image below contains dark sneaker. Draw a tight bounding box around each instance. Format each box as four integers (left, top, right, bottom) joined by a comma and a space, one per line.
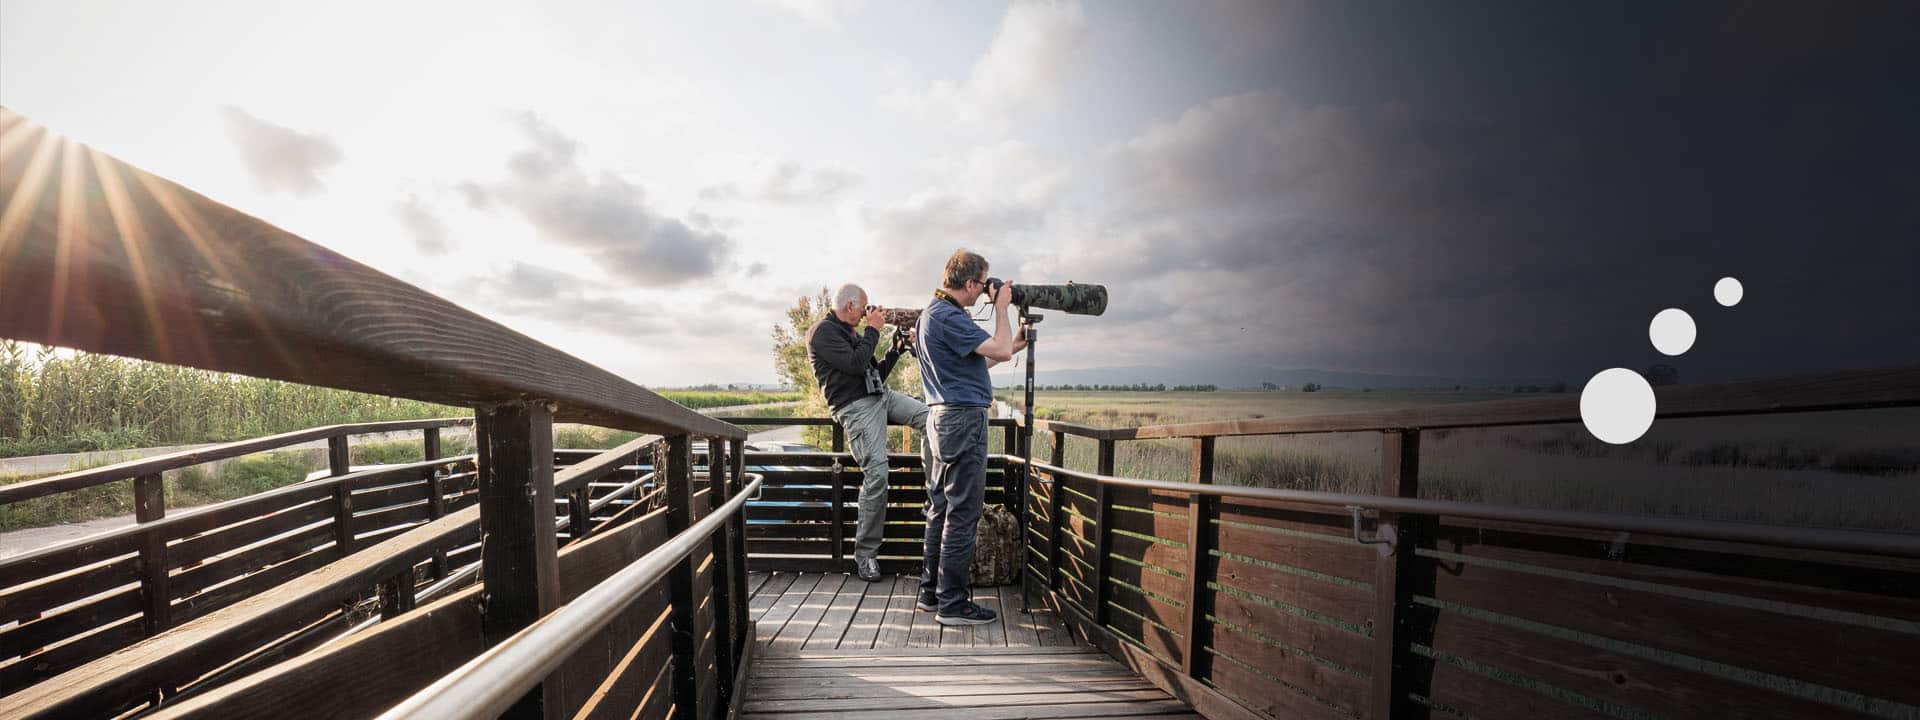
936, 601, 997, 626
916, 591, 939, 612
855, 556, 882, 583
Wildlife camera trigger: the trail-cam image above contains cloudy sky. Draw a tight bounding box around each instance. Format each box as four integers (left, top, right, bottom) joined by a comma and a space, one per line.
4, 1, 1915, 387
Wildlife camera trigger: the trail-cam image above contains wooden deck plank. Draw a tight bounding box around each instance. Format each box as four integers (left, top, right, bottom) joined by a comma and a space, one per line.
872, 576, 915, 649
750, 572, 798, 619
802, 576, 869, 650
742, 641, 1200, 720
836, 576, 893, 650
770, 573, 845, 652
756, 573, 820, 644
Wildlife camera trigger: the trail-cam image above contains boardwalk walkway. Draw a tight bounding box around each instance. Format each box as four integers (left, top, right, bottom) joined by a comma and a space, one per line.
745, 571, 1202, 719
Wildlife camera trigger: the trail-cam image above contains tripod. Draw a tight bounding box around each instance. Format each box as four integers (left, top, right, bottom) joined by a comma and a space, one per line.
1017, 310, 1041, 613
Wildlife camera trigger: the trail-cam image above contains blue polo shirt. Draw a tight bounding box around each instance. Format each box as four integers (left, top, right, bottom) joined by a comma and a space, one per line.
915, 297, 993, 407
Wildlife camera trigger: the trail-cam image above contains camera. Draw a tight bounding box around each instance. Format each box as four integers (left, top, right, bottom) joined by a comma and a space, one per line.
984, 279, 1108, 316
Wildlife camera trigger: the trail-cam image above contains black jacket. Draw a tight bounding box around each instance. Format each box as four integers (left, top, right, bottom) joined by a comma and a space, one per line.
806, 313, 905, 411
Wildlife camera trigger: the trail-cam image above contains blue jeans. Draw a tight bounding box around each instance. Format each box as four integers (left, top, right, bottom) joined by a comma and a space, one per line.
920, 405, 988, 613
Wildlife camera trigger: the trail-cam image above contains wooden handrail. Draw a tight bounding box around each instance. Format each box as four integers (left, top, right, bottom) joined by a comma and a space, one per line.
0, 418, 472, 504
0, 107, 740, 440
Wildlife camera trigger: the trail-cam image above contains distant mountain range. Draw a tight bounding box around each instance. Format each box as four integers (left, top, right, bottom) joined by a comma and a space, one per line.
987, 364, 1564, 390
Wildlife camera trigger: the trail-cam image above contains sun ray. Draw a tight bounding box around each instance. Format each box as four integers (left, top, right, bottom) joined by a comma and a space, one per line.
130, 167, 307, 378
88, 145, 186, 362
0, 123, 61, 267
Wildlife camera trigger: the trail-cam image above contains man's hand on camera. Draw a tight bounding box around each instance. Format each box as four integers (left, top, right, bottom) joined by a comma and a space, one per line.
993, 281, 1013, 313
863, 306, 886, 331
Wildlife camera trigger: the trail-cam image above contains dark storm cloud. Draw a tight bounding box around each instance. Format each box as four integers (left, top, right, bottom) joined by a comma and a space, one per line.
474, 113, 732, 286
700, 162, 862, 204
394, 194, 452, 255
220, 107, 344, 196
1043, 2, 1920, 383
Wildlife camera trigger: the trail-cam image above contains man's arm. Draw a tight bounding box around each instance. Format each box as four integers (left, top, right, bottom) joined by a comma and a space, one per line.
972, 286, 1018, 363
875, 330, 907, 378
984, 321, 1029, 368
809, 321, 880, 375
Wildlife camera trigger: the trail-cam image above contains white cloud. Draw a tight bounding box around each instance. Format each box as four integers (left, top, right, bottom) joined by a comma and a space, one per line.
699, 161, 862, 204
884, 1, 1091, 129
753, 0, 859, 30
220, 106, 345, 196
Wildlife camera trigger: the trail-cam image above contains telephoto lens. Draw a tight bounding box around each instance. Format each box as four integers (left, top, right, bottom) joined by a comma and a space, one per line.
985, 280, 1108, 316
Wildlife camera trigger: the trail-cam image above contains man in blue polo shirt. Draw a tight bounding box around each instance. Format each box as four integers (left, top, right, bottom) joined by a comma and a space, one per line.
913, 249, 1026, 625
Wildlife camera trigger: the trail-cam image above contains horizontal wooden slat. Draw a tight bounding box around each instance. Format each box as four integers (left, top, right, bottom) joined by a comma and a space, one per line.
1424, 606, 1862, 720
1211, 552, 1374, 632
143, 585, 491, 719
1214, 520, 1374, 586
1423, 552, 1920, 708
0, 617, 145, 694
0, 588, 142, 660
1109, 506, 1190, 546
1203, 650, 1352, 720
172, 545, 342, 626
1208, 617, 1369, 717
171, 524, 337, 599
1210, 584, 1372, 674
0, 556, 138, 625
170, 500, 334, 567
1105, 599, 1185, 667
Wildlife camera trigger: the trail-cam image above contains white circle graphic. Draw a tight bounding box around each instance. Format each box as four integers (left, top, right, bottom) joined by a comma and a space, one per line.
1714, 276, 1743, 307
1581, 368, 1656, 445
1648, 308, 1695, 356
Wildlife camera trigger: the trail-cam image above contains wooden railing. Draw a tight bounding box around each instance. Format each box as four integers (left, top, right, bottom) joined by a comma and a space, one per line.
1012, 366, 1920, 720
720, 417, 1021, 574
0, 109, 755, 719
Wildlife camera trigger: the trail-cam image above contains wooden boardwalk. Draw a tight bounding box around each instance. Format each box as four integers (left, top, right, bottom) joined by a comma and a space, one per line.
744, 572, 1202, 719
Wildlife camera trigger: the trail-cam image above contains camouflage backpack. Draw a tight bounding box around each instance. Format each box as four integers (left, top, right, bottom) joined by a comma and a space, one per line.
969, 504, 1020, 586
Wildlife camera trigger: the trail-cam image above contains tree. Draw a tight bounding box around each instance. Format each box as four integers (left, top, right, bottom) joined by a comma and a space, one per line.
1301, 382, 1321, 393
771, 290, 924, 449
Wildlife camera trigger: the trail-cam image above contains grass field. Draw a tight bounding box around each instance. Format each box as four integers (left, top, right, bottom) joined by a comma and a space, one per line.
1002, 390, 1920, 531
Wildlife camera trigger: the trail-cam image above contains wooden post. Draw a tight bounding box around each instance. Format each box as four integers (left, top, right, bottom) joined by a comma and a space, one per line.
706, 438, 739, 711
427, 466, 448, 579
831, 423, 846, 453
1091, 438, 1115, 627
1003, 422, 1018, 458
660, 435, 700, 720
730, 438, 751, 661
829, 460, 846, 562
423, 427, 441, 461
901, 425, 912, 454
567, 486, 591, 543
134, 473, 170, 636
328, 435, 353, 556
379, 570, 416, 620
1370, 429, 1435, 720
1182, 437, 1216, 678
1047, 431, 1066, 591
477, 403, 562, 719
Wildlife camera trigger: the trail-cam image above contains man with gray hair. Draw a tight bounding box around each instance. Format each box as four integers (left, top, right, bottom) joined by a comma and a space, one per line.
806, 283, 930, 582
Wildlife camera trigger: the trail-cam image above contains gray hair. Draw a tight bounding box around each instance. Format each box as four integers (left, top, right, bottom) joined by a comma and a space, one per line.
832, 283, 866, 311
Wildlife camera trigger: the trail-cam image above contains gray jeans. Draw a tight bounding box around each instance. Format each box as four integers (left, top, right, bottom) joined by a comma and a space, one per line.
920, 405, 988, 613
831, 389, 930, 560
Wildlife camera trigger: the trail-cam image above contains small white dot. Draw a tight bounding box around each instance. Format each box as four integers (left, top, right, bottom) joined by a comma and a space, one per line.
1649, 308, 1695, 356
1714, 277, 1743, 307
1581, 368, 1657, 444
